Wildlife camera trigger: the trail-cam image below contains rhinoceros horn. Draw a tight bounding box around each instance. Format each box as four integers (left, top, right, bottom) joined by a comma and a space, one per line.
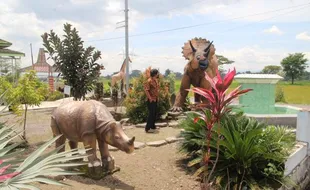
128, 136, 135, 145
189, 40, 196, 53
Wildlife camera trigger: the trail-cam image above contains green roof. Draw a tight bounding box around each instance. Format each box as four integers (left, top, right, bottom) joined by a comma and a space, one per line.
0, 39, 12, 48
0, 48, 25, 57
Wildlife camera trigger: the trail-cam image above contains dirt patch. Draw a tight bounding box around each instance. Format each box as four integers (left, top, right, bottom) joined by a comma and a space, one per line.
124, 127, 181, 142
2, 110, 200, 190
34, 143, 200, 190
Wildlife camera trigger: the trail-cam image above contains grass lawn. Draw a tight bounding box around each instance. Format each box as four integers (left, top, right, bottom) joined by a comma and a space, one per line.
277, 81, 310, 104
174, 79, 310, 104
101, 77, 310, 104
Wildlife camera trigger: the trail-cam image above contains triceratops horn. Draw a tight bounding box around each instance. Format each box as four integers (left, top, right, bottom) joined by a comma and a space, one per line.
189, 40, 196, 52
204, 41, 214, 52
128, 137, 135, 145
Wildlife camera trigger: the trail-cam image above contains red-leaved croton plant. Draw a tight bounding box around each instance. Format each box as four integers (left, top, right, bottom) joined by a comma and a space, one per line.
187, 67, 252, 187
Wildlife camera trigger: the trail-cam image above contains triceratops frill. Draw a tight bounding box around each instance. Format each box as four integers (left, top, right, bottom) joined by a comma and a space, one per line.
170, 37, 218, 112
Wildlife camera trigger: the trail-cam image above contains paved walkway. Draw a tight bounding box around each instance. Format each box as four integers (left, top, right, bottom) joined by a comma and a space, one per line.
1, 97, 309, 113
0, 97, 126, 113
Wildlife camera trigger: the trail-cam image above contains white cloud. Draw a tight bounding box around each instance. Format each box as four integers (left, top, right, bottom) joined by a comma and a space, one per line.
219, 46, 288, 72
296, 32, 310, 41
263, 25, 283, 35
133, 0, 310, 23
1, 0, 310, 76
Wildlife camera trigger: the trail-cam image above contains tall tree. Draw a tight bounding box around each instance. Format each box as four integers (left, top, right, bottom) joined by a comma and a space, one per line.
130, 69, 142, 78
280, 53, 308, 84
216, 55, 235, 65
42, 23, 102, 100
164, 69, 171, 77
216, 55, 234, 75
262, 65, 282, 74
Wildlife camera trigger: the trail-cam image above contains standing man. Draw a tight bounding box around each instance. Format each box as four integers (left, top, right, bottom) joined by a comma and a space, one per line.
144, 68, 160, 133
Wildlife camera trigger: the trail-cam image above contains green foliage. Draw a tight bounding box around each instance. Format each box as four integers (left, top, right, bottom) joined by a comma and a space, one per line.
164, 69, 171, 77
1, 71, 48, 113
166, 72, 176, 95
7, 70, 48, 140
42, 23, 102, 100
262, 65, 282, 74
130, 70, 142, 78
179, 111, 296, 189
14, 70, 47, 106
216, 55, 234, 65
0, 77, 13, 108
124, 70, 171, 124
103, 87, 111, 98
47, 91, 64, 101
94, 82, 104, 100
280, 53, 308, 84
275, 86, 286, 103
0, 121, 88, 189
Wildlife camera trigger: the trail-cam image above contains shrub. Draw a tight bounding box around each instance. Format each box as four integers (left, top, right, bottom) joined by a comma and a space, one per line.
47, 91, 64, 101
179, 111, 296, 189
275, 86, 286, 103
124, 67, 171, 124
182, 67, 297, 189
166, 73, 176, 95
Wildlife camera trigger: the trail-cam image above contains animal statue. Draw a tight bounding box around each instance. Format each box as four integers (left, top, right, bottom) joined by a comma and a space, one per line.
111, 57, 132, 94
170, 38, 218, 112
50, 100, 135, 173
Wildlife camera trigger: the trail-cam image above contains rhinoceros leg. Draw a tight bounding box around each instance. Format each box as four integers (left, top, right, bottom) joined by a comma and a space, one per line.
68, 141, 78, 149
98, 140, 115, 172
50, 116, 66, 152
82, 135, 101, 165
82, 134, 102, 176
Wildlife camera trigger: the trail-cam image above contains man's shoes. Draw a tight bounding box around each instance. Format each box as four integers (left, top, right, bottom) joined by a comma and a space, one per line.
146, 129, 159, 133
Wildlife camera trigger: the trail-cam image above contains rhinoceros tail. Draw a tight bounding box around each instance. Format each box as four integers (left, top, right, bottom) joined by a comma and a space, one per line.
50, 116, 61, 137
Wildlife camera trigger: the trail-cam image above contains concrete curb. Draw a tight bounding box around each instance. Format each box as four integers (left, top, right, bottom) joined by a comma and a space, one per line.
107, 136, 184, 151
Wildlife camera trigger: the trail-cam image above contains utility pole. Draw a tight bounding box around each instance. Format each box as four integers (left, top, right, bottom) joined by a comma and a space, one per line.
125, 0, 130, 93
30, 43, 34, 69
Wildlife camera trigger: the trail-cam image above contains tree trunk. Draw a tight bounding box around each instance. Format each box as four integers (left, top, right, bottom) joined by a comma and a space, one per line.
291, 76, 294, 84
23, 104, 28, 141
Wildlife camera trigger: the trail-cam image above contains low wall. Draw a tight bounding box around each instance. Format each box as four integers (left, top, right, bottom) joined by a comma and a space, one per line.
279, 110, 310, 189
279, 155, 310, 190
247, 114, 297, 128
232, 104, 301, 128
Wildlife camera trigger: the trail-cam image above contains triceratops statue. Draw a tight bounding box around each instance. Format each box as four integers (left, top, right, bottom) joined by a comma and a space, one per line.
170, 37, 218, 112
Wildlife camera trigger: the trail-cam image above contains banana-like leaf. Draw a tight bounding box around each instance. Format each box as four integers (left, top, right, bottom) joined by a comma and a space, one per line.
6, 183, 40, 190
0, 149, 25, 160
0, 131, 23, 150
16, 136, 62, 172
0, 141, 24, 157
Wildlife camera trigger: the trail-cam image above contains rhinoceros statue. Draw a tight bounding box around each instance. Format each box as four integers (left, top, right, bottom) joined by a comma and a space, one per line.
50, 100, 135, 173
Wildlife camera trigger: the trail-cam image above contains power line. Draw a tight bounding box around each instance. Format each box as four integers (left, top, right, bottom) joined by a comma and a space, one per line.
86, 2, 310, 43
218, 4, 310, 34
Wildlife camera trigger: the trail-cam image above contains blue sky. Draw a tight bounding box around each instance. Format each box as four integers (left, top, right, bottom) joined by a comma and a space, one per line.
1, 0, 310, 75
